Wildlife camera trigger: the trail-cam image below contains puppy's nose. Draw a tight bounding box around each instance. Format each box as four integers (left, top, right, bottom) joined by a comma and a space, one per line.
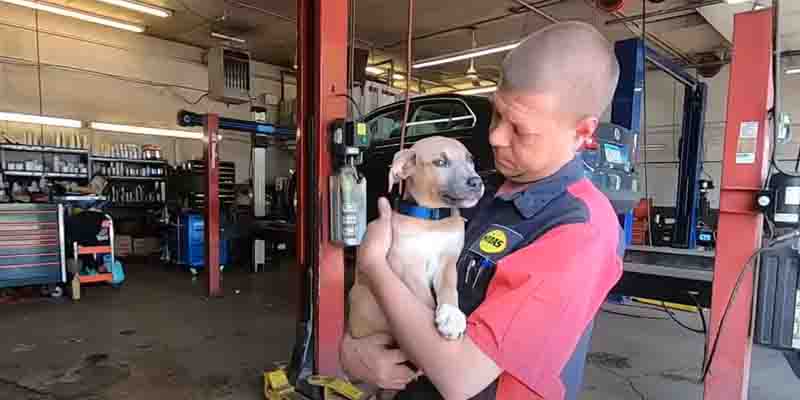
466, 176, 482, 189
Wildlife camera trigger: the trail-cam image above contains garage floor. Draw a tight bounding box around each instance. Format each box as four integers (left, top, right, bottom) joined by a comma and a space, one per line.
1, 260, 797, 400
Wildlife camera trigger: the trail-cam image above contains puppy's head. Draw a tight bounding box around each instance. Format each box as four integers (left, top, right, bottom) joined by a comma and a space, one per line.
388, 136, 484, 209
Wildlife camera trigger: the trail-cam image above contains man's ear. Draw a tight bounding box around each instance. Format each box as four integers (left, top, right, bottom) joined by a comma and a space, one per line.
388, 149, 416, 191
575, 116, 599, 150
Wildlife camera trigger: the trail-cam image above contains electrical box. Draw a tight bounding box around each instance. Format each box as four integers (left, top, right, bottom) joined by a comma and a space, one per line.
582, 123, 641, 214
207, 47, 252, 104
755, 246, 800, 350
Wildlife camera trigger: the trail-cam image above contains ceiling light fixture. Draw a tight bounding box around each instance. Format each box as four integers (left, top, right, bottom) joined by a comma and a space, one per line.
0, 112, 82, 128
211, 32, 246, 44
365, 66, 408, 81
455, 86, 497, 95
95, 0, 171, 18
413, 41, 519, 69
466, 30, 480, 81
0, 0, 145, 33
786, 68, 800, 75
722, 0, 751, 4
90, 122, 203, 139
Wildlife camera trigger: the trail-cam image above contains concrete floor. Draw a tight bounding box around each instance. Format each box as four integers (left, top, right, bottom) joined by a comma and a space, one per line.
1, 260, 797, 399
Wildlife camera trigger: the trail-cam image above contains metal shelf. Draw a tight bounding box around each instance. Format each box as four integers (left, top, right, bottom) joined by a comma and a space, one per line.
2, 171, 88, 179
0, 144, 89, 155
3, 170, 42, 177
90, 156, 167, 164
108, 176, 165, 181
46, 172, 89, 179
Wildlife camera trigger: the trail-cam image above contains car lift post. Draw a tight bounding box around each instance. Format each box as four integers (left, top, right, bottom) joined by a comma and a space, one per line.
176, 110, 294, 298
293, 0, 349, 378
705, 9, 773, 400
204, 114, 221, 297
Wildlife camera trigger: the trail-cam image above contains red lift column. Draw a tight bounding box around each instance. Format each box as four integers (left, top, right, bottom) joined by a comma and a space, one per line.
297, 0, 349, 376
705, 9, 773, 400
204, 114, 221, 298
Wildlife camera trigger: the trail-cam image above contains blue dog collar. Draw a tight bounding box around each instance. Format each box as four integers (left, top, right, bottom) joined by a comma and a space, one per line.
397, 200, 453, 221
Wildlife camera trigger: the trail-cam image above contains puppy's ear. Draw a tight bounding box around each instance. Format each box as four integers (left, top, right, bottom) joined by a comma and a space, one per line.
388, 149, 416, 191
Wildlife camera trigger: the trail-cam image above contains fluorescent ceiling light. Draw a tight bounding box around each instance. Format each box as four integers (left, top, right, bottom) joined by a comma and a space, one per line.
786, 68, 800, 75
413, 41, 520, 69
722, 0, 750, 4
0, 112, 82, 128
365, 66, 408, 80
455, 86, 498, 95
0, 0, 145, 33
90, 122, 203, 139
95, 0, 171, 18
644, 144, 666, 151
211, 32, 246, 44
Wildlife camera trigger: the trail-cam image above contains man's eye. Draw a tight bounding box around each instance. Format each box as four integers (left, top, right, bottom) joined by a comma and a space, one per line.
433, 159, 449, 167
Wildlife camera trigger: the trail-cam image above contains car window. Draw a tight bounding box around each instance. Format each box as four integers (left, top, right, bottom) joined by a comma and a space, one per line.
367, 108, 403, 143
394, 100, 476, 138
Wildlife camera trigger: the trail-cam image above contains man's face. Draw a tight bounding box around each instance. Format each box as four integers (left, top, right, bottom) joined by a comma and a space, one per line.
489, 91, 585, 183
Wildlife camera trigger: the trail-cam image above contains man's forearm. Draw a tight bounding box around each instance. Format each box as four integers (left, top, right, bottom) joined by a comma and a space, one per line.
367, 259, 497, 399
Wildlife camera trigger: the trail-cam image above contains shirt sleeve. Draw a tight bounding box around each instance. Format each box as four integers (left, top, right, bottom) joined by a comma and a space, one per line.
466, 222, 622, 394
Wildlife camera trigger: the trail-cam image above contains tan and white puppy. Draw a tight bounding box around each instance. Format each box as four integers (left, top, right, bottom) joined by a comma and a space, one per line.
349, 136, 485, 341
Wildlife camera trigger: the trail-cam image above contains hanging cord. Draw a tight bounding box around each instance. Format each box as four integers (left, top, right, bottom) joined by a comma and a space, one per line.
395, 0, 414, 200
640, 0, 653, 246
34, 10, 44, 138
347, 0, 357, 120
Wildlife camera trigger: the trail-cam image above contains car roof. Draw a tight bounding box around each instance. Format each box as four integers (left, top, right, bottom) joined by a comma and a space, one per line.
364, 94, 491, 119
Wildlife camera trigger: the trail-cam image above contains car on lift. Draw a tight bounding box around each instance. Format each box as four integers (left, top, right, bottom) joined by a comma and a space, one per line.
359, 94, 496, 220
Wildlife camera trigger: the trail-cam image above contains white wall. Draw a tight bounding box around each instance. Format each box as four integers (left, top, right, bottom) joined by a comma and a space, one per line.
638, 66, 800, 209
0, 4, 297, 183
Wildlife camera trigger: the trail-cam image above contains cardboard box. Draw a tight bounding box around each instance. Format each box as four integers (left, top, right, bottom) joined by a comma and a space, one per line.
133, 237, 160, 256
115, 235, 132, 257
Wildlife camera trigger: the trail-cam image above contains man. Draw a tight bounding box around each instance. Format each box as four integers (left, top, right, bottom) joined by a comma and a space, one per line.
341, 21, 624, 399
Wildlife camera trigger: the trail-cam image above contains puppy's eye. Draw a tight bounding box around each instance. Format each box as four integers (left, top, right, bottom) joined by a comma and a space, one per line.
433, 159, 449, 167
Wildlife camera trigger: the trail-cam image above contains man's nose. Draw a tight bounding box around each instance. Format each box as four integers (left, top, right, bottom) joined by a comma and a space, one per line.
466, 176, 482, 189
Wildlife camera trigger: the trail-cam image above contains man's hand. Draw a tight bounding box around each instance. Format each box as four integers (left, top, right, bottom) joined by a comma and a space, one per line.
357, 197, 394, 279
340, 333, 420, 390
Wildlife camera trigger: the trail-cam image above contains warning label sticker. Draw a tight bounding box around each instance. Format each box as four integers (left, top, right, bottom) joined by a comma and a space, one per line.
736, 121, 759, 164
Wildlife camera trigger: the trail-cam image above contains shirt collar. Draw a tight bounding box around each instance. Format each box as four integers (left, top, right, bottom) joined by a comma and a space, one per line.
496, 157, 586, 219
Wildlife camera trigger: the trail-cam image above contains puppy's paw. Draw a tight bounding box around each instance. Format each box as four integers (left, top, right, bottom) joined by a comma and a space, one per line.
435, 303, 466, 340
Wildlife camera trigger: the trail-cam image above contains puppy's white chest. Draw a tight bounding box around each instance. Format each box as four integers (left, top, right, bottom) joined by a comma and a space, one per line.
392, 228, 463, 283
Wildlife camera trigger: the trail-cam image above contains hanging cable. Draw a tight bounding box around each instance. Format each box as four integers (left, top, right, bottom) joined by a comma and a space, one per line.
347, 0, 357, 120
700, 231, 800, 382
640, 0, 653, 246
394, 0, 414, 201
34, 10, 44, 137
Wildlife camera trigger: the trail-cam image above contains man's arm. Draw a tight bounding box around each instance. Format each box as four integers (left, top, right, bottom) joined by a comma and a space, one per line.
339, 332, 420, 390
367, 258, 502, 399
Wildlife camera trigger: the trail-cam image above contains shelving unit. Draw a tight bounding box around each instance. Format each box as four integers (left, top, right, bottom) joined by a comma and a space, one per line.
0, 144, 89, 155
0, 144, 91, 202
90, 156, 167, 165
107, 176, 165, 181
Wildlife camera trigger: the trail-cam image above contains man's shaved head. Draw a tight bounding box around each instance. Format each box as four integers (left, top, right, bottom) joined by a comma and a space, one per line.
501, 21, 620, 120
489, 21, 619, 183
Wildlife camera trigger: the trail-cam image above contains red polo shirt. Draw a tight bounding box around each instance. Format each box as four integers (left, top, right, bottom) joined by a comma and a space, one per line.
466, 178, 623, 399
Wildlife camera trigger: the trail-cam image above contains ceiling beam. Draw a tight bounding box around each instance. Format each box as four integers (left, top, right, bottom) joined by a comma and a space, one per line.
605, 0, 724, 26
378, 0, 564, 50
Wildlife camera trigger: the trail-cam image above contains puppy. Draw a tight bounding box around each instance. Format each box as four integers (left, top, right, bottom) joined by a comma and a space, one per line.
349, 136, 485, 342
